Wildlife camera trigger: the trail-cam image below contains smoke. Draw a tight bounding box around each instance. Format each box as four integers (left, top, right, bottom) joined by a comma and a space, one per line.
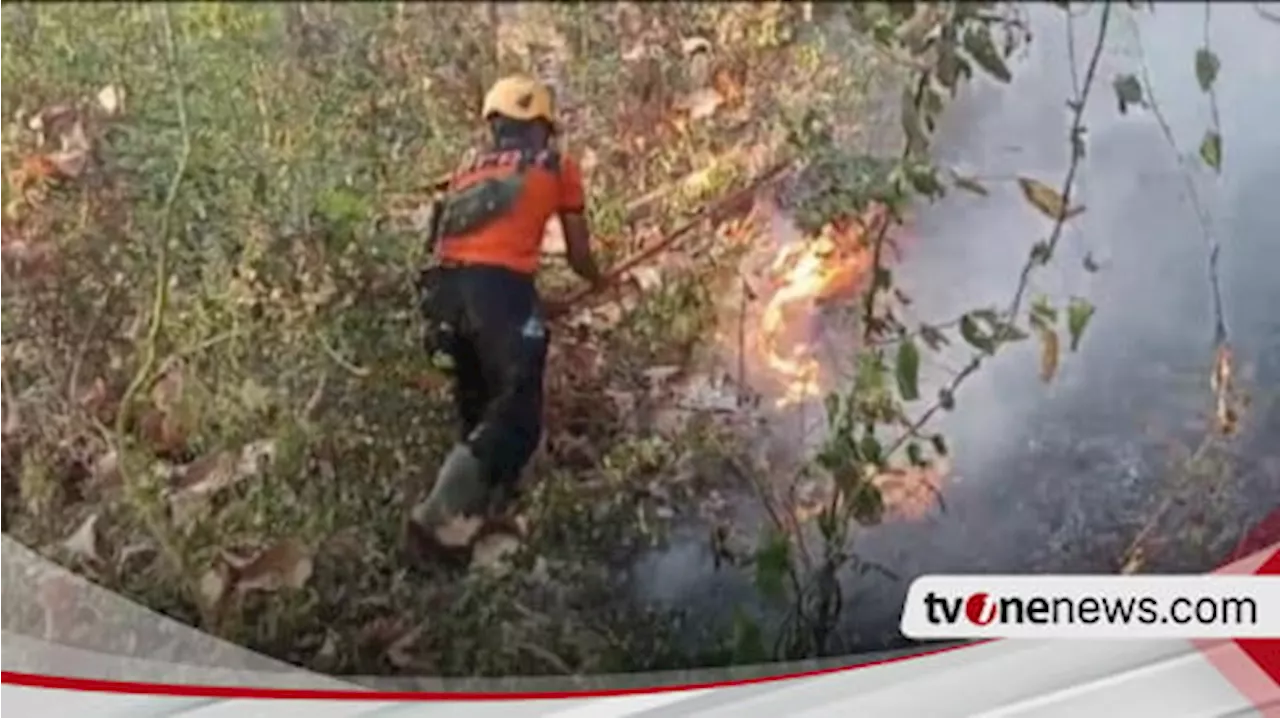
630, 4, 1280, 652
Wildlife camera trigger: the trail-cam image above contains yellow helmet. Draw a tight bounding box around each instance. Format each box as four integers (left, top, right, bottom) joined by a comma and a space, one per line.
481, 75, 556, 124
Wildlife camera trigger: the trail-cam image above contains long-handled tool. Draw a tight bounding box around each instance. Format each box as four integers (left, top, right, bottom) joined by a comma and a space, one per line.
547, 161, 795, 316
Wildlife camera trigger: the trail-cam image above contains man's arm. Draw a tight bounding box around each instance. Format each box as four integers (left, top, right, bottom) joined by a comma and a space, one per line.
555, 157, 604, 289
560, 211, 604, 288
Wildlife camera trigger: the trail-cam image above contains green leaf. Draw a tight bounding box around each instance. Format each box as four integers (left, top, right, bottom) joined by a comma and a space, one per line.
1112, 74, 1145, 114
850, 483, 885, 525
754, 531, 791, 602
930, 434, 949, 457
895, 339, 921, 401
1067, 297, 1095, 352
993, 322, 1030, 344
907, 165, 944, 198
1030, 295, 1058, 329
1199, 130, 1222, 173
963, 26, 1012, 83
860, 433, 884, 467
960, 313, 995, 353
906, 441, 926, 467
1194, 48, 1220, 93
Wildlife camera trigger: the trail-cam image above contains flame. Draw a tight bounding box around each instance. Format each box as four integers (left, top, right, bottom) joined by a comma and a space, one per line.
758, 214, 881, 407
745, 204, 950, 522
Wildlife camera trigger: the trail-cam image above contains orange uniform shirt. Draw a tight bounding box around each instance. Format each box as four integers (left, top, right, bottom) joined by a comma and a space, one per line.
437, 148, 586, 275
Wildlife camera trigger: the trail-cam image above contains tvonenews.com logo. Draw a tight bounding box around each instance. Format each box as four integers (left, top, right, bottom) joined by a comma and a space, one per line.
924, 590, 1256, 627
900, 576, 1280, 639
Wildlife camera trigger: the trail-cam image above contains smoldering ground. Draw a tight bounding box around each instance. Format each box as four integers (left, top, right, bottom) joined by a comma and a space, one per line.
629, 3, 1280, 654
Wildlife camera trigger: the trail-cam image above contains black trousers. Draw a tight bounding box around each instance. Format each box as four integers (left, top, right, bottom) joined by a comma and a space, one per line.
418, 264, 548, 491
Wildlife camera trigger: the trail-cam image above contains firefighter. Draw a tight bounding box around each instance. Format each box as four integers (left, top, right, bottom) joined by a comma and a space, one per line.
406, 74, 604, 560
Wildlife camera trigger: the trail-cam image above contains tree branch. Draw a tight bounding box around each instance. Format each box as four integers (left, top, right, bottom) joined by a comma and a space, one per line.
887, 1, 1114, 458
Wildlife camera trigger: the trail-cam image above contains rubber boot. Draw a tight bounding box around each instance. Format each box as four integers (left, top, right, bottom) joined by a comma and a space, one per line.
404, 443, 490, 566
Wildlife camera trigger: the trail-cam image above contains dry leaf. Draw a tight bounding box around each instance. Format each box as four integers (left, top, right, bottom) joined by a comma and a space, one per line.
150, 363, 186, 413
234, 539, 314, 594
711, 66, 744, 108
1017, 177, 1085, 221
90, 450, 121, 487
1211, 343, 1238, 436
1, 400, 19, 438
643, 365, 682, 384
198, 565, 231, 609
171, 439, 276, 496
1038, 328, 1061, 384
63, 513, 102, 564
48, 149, 88, 179
681, 37, 713, 56
97, 84, 124, 115
171, 450, 238, 494
48, 120, 91, 179
28, 104, 75, 136
679, 88, 724, 121
630, 266, 664, 292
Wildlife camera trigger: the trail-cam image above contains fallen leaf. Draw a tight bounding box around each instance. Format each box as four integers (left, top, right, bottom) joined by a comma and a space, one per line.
63, 513, 102, 564
48, 120, 92, 179
234, 539, 314, 594
681, 36, 712, 56
643, 365, 682, 385
97, 84, 125, 115
48, 149, 88, 179
27, 104, 76, 145
150, 363, 186, 413
711, 66, 744, 108
198, 565, 230, 610
170, 439, 276, 496
170, 450, 238, 494
679, 88, 724, 121
90, 450, 121, 487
